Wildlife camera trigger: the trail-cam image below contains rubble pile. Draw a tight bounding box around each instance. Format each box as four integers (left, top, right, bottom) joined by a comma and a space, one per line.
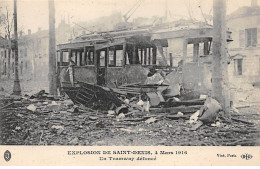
0, 86, 259, 146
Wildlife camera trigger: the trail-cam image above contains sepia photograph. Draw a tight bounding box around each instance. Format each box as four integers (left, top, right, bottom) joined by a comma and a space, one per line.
0, 0, 260, 165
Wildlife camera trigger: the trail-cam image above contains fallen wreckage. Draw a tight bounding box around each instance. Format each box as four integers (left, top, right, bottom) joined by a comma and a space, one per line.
55, 28, 226, 130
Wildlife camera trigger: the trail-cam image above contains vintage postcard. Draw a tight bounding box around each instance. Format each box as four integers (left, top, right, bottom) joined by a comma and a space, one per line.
0, 0, 259, 166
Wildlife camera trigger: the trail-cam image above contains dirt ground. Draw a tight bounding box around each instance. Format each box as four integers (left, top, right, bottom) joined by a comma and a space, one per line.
0, 96, 259, 146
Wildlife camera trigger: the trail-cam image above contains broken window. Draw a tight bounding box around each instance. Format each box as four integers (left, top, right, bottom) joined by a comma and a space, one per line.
108, 50, 123, 67
100, 51, 105, 67
108, 51, 114, 66
116, 50, 123, 67
62, 51, 69, 65
86, 51, 94, 65
234, 59, 243, 75
71, 51, 76, 65
246, 28, 257, 47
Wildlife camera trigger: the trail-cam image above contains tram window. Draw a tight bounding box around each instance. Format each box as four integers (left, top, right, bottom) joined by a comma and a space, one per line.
71, 52, 76, 63
63, 52, 69, 62
116, 50, 123, 67
88, 52, 94, 65
108, 51, 115, 67
100, 51, 105, 67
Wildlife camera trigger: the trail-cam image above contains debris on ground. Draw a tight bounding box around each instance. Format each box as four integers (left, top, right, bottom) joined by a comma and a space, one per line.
198, 97, 222, 124
26, 104, 37, 112
0, 78, 260, 146
145, 117, 157, 124
189, 110, 200, 123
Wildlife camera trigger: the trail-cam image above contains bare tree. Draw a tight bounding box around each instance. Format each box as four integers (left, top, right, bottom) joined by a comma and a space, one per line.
1, 6, 13, 40
0, 5, 13, 79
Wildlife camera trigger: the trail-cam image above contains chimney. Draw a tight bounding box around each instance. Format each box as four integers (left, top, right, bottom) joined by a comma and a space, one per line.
28, 29, 31, 35
19, 31, 23, 37
251, 0, 258, 7
38, 27, 41, 32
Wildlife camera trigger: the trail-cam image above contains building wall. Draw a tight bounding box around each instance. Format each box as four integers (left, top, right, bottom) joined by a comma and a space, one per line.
0, 21, 72, 94
227, 13, 260, 87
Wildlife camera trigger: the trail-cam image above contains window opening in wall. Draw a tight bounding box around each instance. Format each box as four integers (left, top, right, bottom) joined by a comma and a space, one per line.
234, 59, 243, 75
246, 28, 257, 47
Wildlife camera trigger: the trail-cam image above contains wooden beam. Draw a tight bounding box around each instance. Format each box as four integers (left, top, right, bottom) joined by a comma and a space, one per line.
148, 48, 151, 65
193, 43, 199, 62
204, 41, 209, 55
79, 51, 83, 66
152, 47, 156, 65
113, 48, 117, 66
83, 47, 87, 65
68, 49, 72, 59
74, 51, 78, 66
141, 48, 143, 64
95, 38, 125, 50
94, 46, 97, 67
150, 105, 202, 114
122, 42, 126, 67
144, 48, 147, 65
87, 50, 91, 65
57, 41, 93, 50
60, 51, 63, 66
136, 46, 140, 64
169, 53, 173, 71
154, 40, 167, 66
105, 48, 109, 84
183, 39, 187, 63
105, 48, 109, 67
132, 45, 136, 64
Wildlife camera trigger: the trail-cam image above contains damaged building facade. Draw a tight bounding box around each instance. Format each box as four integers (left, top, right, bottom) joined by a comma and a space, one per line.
2, 6, 260, 96
0, 36, 10, 79
227, 1, 260, 87
0, 20, 71, 93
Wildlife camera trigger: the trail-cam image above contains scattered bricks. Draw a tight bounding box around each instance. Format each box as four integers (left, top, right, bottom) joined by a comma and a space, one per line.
145, 117, 157, 124
26, 104, 37, 112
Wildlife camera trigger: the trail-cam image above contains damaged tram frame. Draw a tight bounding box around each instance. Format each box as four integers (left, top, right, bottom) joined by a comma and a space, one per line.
56, 28, 168, 108
56, 28, 168, 89
56, 24, 232, 108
